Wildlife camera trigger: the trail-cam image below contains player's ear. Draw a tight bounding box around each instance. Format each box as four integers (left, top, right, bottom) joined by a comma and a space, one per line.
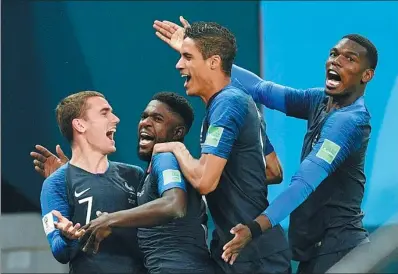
209, 55, 221, 70
72, 118, 86, 133
361, 68, 374, 84
173, 126, 185, 141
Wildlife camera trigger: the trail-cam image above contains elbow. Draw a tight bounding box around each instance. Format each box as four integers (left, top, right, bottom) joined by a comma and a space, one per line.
273, 175, 284, 185
167, 197, 187, 220
52, 250, 69, 264
196, 178, 219, 195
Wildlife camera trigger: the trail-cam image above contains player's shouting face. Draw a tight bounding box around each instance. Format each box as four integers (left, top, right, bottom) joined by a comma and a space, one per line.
137, 99, 185, 161
325, 38, 374, 97
176, 37, 213, 97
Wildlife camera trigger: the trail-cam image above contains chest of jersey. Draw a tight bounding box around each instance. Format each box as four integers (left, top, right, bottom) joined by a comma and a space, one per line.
67, 170, 137, 226
137, 173, 159, 206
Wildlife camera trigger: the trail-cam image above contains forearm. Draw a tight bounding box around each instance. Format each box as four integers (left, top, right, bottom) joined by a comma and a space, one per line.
49, 233, 79, 264
109, 196, 185, 228
256, 159, 328, 231
172, 145, 205, 192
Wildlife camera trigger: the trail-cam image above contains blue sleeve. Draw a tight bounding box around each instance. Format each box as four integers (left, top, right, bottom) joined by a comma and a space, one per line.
263, 112, 365, 226
232, 64, 324, 119
40, 165, 79, 264
201, 91, 247, 159
152, 152, 187, 196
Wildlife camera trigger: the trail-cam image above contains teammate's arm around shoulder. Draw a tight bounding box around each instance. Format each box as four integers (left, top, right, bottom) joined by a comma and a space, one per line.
40, 167, 79, 264
154, 93, 245, 195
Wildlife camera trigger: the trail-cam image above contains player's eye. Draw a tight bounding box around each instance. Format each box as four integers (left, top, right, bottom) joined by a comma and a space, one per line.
329, 51, 337, 57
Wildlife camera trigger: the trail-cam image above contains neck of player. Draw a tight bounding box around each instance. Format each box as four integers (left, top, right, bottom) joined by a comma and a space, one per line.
200, 74, 231, 105
69, 143, 109, 174
327, 88, 364, 112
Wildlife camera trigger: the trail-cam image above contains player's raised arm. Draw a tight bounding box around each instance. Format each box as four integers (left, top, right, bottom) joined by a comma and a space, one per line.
40, 166, 79, 264
222, 111, 369, 263
232, 65, 325, 120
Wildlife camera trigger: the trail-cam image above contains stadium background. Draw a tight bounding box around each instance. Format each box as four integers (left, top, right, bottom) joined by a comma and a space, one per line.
1, 1, 397, 272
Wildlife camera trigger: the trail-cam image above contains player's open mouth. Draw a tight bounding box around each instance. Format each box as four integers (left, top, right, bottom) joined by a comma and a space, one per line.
326, 69, 342, 90
139, 131, 155, 147
106, 128, 116, 141
181, 74, 191, 88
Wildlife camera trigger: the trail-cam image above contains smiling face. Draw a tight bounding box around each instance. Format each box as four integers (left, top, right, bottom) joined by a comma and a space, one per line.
137, 100, 182, 162
325, 38, 374, 98
72, 96, 120, 155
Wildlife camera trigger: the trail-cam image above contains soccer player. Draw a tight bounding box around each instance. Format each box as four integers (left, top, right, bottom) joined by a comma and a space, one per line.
222, 35, 377, 273
38, 91, 145, 273
154, 17, 283, 186
153, 20, 291, 273
33, 92, 214, 274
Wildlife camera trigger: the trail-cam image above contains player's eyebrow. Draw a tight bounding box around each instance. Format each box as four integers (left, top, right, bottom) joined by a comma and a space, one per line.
183, 52, 193, 58
100, 107, 112, 113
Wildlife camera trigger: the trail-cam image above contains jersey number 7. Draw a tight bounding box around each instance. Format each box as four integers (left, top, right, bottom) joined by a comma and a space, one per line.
78, 196, 93, 225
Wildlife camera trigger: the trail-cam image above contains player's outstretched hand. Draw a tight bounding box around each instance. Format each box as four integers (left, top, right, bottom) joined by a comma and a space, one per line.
221, 223, 252, 265
80, 212, 112, 254
30, 144, 69, 178
52, 210, 84, 240
153, 16, 190, 52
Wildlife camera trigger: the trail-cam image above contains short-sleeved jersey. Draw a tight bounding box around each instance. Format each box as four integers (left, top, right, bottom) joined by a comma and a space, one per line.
40, 161, 146, 273
285, 90, 371, 261
137, 152, 213, 274
200, 80, 289, 262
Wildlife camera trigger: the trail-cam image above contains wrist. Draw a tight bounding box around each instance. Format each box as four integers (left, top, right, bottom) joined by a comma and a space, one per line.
246, 220, 262, 239
256, 214, 273, 232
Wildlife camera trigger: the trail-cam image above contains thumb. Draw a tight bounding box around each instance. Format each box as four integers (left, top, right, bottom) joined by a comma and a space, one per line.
180, 16, 190, 28
230, 223, 245, 234
56, 145, 69, 163
52, 210, 64, 221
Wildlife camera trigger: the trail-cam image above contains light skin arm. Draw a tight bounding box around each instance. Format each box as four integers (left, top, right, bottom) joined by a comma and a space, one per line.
153, 142, 227, 195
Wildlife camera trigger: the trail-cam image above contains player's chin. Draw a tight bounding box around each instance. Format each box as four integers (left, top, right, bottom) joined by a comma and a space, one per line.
138, 149, 152, 161
185, 87, 198, 97
325, 85, 345, 96
106, 145, 117, 154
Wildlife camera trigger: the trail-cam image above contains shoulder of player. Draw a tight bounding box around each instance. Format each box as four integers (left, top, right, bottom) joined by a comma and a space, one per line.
152, 152, 179, 172
212, 87, 251, 110
328, 107, 370, 129
111, 161, 145, 177
43, 164, 68, 187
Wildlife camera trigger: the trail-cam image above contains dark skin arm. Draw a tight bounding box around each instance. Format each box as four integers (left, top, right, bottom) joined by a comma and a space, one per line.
80, 188, 186, 253
265, 151, 283, 185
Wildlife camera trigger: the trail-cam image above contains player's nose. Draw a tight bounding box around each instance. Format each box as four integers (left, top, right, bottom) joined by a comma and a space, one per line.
111, 113, 120, 124
176, 57, 184, 70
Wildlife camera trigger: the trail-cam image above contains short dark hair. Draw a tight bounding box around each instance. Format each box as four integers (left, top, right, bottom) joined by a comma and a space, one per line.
185, 21, 237, 76
56, 91, 105, 143
343, 34, 378, 70
152, 92, 194, 134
